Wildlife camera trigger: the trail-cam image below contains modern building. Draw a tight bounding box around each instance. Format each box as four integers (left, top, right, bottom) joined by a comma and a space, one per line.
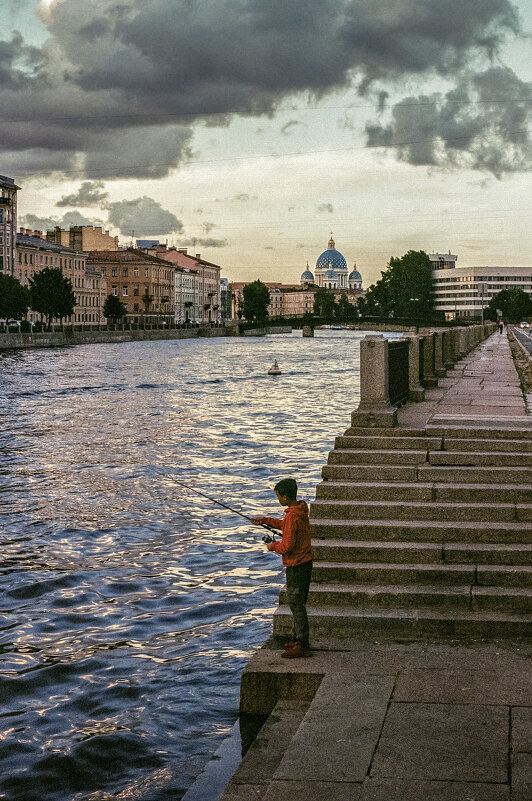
0, 175, 20, 276
87, 249, 174, 324
15, 231, 102, 325
46, 225, 119, 251
430, 252, 532, 320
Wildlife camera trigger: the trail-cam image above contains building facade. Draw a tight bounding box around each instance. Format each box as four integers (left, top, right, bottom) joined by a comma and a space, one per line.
174, 264, 200, 323
15, 231, 102, 325
430, 252, 532, 319
87, 249, 174, 324
0, 175, 20, 276
141, 245, 222, 323
47, 225, 119, 251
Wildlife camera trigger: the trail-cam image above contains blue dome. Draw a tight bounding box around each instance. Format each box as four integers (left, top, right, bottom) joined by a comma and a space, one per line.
324, 268, 338, 279
300, 269, 314, 281
349, 270, 362, 281
316, 250, 347, 271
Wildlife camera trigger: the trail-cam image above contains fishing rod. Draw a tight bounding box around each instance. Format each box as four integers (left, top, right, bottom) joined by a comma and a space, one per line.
172, 478, 278, 542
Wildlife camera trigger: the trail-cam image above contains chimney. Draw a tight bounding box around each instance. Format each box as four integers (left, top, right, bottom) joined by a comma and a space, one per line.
195, 253, 201, 259
178, 248, 187, 254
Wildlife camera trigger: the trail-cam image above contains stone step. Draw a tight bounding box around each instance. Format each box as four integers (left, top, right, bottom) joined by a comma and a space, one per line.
429, 451, 532, 467
343, 427, 428, 437
316, 480, 532, 504
444, 542, 532, 566
426, 424, 532, 439
316, 481, 434, 501
273, 605, 532, 639
418, 465, 532, 484
334, 435, 442, 451
311, 518, 532, 544
312, 538, 532, 566
312, 539, 445, 564
329, 449, 428, 465
476, 565, 532, 586
312, 561, 475, 585
472, 586, 532, 613
310, 499, 524, 523
322, 464, 419, 482
443, 437, 532, 453
280, 582, 472, 610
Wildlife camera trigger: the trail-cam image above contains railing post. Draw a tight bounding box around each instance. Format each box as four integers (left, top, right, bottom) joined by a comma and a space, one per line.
351, 335, 398, 428
434, 331, 446, 377
419, 332, 438, 387
402, 335, 425, 401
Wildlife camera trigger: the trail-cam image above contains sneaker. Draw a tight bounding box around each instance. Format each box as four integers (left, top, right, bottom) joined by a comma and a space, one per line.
281, 643, 311, 659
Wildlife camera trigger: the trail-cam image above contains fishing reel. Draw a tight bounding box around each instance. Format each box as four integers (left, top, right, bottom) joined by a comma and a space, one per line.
262, 531, 275, 544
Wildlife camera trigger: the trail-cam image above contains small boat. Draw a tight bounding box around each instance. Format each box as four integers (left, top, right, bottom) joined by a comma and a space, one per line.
268, 359, 282, 375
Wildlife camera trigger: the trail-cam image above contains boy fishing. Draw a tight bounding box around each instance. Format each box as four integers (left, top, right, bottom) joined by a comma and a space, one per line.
251, 478, 313, 659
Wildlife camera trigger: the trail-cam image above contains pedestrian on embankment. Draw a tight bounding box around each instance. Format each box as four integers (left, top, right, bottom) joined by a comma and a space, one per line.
499, 320, 504, 334
251, 478, 313, 659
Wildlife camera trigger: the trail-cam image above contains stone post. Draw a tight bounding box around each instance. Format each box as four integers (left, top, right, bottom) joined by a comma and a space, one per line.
402, 334, 425, 401
351, 335, 398, 427
442, 331, 454, 370
434, 331, 446, 377
419, 331, 438, 388
302, 325, 314, 337
457, 327, 467, 359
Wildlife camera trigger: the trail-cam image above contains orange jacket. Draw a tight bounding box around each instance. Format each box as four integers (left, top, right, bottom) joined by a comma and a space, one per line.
264, 500, 313, 567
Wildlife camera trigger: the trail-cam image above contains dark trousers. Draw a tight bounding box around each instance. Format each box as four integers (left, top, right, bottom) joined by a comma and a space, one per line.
285, 560, 313, 647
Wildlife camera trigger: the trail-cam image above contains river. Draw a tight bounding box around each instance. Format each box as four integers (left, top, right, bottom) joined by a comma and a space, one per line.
0, 330, 375, 801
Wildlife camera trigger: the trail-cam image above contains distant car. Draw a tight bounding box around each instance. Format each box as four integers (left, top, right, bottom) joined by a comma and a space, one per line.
519, 322, 530, 329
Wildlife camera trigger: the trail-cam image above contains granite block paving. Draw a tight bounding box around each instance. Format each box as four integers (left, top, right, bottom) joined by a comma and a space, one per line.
370, 702, 509, 783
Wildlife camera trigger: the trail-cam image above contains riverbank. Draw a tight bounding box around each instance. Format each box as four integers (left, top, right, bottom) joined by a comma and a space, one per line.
0, 326, 227, 350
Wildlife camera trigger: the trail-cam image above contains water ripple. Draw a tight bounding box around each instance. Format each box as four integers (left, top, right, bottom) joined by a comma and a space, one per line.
0, 331, 369, 801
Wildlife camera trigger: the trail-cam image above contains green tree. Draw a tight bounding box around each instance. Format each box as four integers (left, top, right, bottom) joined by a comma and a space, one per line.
242, 280, 270, 325
486, 289, 532, 323
313, 287, 337, 323
362, 250, 434, 320
0, 274, 30, 321
29, 267, 76, 327
103, 294, 127, 323
336, 293, 357, 324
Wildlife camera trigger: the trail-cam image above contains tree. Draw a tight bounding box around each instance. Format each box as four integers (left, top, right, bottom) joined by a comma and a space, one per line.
313, 287, 337, 323
486, 289, 532, 323
29, 267, 76, 326
242, 280, 270, 325
336, 293, 357, 324
362, 250, 434, 320
0, 274, 30, 321
103, 294, 127, 323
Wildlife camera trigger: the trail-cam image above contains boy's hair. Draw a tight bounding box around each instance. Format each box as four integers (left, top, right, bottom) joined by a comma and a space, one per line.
274, 478, 298, 500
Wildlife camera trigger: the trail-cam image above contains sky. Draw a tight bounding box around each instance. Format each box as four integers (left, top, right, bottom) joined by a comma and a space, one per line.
3, 0, 532, 285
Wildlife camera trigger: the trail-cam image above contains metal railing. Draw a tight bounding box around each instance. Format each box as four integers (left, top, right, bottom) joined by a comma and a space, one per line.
387, 340, 409, 406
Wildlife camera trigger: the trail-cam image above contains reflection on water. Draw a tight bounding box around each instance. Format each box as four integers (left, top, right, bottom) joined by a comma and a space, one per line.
0, 331, 368, 800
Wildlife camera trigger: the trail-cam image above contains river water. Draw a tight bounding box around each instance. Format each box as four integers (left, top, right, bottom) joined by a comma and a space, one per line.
0, 330, 376, 801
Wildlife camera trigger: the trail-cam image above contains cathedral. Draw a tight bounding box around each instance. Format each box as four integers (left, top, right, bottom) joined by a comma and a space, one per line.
300, 234, 362, 290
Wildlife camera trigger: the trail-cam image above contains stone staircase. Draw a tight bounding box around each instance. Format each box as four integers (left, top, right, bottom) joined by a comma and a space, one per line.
273, 426, 532, 639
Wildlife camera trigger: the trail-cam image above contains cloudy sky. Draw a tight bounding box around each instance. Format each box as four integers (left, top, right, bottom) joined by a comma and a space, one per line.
4, 0, 532, 284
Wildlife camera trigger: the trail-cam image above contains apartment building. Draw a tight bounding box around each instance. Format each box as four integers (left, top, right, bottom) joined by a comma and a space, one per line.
47, 225, 119, 251
0, 175, 20, 276
87, 249, 174, 324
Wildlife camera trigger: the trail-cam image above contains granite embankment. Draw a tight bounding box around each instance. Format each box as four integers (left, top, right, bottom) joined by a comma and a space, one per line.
0, 326, 228, 350
218, 330, 532, 801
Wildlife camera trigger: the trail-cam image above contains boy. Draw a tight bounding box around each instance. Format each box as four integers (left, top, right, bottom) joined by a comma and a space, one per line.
251, 478, 313, 658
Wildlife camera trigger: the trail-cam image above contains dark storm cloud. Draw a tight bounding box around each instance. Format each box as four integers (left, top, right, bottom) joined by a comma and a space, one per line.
106, 197, 183, 236
1, 0, 526, 178
56, 181, 109, 207
366, 67, 532, 177
180, 237, 228, 248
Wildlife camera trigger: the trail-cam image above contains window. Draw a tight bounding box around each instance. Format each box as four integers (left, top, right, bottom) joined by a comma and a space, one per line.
122, 287, 128, 297
123, 268, 128, 277
112, 285, 117, 296
145, 268, 149, 277
101, 268, 106, 276
24, 253, 27, 264
134, 267, 139, 276
112, 267, 117, 277
133, 286, 139, 296
133, 303, 139, 312
0, 235, 3, 245
0, 210, 3, 222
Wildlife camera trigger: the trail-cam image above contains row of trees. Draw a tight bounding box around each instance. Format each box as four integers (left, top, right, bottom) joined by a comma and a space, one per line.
0, 268, 130, 327
486, 289, 532, 323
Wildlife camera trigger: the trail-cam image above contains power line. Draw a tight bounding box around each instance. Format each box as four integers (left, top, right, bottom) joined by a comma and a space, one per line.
3, 97, 532, 125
